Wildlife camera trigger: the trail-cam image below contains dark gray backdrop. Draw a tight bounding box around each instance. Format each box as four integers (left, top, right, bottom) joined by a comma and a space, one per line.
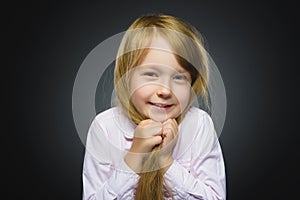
10, 0, 298, 199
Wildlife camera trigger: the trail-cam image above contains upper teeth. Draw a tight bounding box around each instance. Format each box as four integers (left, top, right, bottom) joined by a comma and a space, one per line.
154, 103, 167, 107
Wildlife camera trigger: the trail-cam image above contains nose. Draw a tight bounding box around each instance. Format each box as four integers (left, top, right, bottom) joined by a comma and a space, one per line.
156, 84, 172, 98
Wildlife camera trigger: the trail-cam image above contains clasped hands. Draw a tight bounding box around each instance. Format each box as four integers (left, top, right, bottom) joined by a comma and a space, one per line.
125, 119, 178, 173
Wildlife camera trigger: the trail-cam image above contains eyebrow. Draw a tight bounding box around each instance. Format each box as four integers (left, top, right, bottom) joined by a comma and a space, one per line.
174, 67, 188, 73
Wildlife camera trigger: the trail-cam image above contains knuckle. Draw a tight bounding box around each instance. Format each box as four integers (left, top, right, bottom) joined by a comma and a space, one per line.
139, 119, 152, 126
152, 136, 162, 145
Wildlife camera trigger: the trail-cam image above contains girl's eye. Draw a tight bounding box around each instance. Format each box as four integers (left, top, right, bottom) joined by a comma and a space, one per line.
143, 72, 158, 77
173, 74, 186, 81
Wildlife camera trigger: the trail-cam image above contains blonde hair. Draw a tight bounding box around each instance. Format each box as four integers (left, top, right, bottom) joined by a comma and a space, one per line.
114, 14, 209, 200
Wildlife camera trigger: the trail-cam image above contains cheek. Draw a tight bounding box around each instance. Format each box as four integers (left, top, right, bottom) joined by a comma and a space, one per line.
131, 84, 154, 98
172, 85, 191, 106
130, 85, 153, 106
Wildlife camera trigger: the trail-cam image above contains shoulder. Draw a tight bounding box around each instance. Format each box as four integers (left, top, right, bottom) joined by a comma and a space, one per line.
93, 107, 126, 126
183, 106, 212, 123
186, 106, 208, 116
89, 107, 121, 132
180, 107, 215, 137
94, 107, 119, 121
93, 107, 136, 138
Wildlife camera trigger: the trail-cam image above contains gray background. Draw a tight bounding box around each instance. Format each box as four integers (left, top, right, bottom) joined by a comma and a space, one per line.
10, 0, 298, 199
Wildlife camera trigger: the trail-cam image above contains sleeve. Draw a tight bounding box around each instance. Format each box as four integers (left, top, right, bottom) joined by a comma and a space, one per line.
164, 114, 226, 200
82, 119, 140, 200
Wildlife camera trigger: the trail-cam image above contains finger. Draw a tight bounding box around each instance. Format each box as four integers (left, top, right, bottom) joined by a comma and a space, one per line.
135, 127, 162, 138
170, 119, 178, 136
163, 128, 176, 140
139, 119, 155, 127
145, 121, 163, 129
162, 127, 172, 137
163, 120, 178, 136
135, 120, 162, 138
146, 121, 163, 136
153, 128, 163, 136
169, 119, 178, 130
150, 135, 163, 146
162, 118, 172, 125
163, 118, 177, 128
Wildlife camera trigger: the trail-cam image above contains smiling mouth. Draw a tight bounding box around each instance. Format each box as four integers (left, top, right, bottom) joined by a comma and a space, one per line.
149, 102, 173, 110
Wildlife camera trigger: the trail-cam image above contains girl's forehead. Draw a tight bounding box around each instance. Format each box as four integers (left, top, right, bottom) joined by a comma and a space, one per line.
139, 49, 185, 72
148, 35, 173, 52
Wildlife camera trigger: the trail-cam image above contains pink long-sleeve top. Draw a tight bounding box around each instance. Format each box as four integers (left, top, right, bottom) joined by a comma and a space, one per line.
82, 107, 226, 199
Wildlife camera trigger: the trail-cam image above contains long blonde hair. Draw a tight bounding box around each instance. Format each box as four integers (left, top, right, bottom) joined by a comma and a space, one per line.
114, 14, 209, 200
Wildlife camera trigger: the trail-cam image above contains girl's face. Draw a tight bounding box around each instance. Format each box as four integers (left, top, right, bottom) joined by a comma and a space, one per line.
129, 37, 192, 122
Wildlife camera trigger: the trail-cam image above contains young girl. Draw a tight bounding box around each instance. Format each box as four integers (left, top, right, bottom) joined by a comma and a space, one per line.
82, 14, 226, 200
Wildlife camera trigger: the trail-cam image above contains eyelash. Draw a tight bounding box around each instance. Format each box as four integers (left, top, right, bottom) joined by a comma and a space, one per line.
143, 72, 158, 77
143, 72, 187, 81
173, 75, 186, 81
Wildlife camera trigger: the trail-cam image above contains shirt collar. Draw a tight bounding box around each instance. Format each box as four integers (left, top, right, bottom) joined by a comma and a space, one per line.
112, 107, 137, 139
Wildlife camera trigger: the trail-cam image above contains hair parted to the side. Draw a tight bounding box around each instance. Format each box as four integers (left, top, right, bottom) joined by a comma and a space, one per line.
114, 13, 210, 200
